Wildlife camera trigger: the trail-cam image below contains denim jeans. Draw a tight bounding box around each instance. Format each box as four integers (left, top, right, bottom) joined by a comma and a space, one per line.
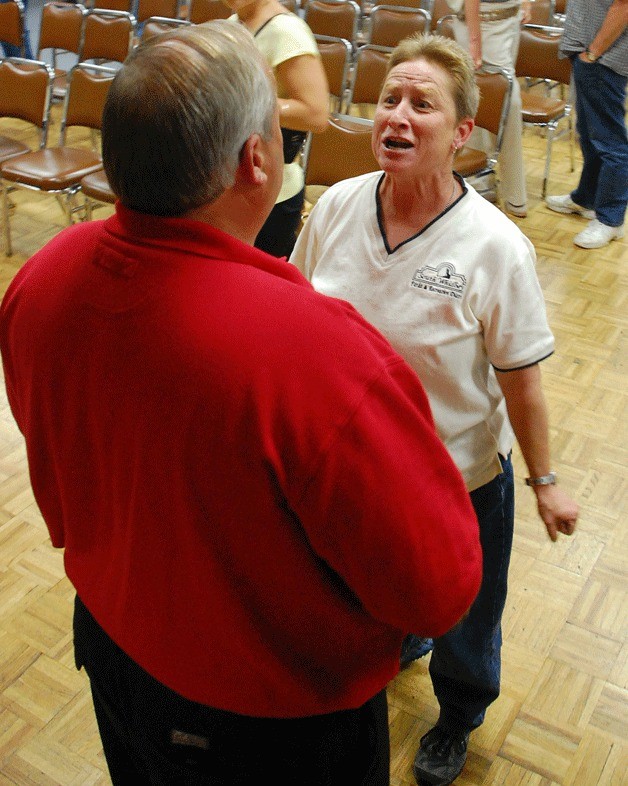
428, 453, 515, 733
74, 596, 391, 786
570, 57, 628, 228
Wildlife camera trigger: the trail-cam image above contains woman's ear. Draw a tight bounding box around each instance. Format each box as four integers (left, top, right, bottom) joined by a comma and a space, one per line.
454, 117, 475, 151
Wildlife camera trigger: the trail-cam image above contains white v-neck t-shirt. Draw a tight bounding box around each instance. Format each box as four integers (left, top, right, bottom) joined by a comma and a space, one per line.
291, 172, 554, 491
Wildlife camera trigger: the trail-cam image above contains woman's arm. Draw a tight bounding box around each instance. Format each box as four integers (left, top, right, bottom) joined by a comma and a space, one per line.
275, 53, 329, 133
496, 364, 579, 542
464, 0, 482, 68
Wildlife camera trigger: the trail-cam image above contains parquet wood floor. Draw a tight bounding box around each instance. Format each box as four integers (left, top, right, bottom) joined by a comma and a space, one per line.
0, 99, 626, 785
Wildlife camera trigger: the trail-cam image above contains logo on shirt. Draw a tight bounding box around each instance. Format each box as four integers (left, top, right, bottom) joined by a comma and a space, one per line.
411, 263, 466, 299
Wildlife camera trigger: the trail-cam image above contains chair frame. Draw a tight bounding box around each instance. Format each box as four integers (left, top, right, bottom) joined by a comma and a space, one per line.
1, 63, 117, 256
303, 0, 361, 48
367, 4, 431, 47
515, 23, 574, 197
0, 0, 26, 54
314, 34, 353, 113
345, 43, 392, 116
135, 0, 180, 23
453, 66, 512, 201
0, 57, 55, 162
36, 2, 88, 100
302, 113, 379, 208
80, 167, 115, 219
186, 0, 231, 23
80, 8, 137, 65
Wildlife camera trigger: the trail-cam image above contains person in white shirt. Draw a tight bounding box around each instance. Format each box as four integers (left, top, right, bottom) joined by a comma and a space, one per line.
291, 33, 578, 786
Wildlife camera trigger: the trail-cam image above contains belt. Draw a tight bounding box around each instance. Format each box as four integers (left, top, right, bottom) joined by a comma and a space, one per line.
458, 4, 520, 22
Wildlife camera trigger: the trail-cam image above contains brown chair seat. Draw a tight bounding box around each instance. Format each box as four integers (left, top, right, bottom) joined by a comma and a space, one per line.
1, 148, 103, 190
81, 167, 116, 203
0, 136, 31, 163
521, 93, 566, 124
453, 147, 488, 178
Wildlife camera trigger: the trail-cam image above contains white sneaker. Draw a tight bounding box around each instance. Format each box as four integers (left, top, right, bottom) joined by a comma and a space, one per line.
546, 194, 595, 219
574, 219, 624, 249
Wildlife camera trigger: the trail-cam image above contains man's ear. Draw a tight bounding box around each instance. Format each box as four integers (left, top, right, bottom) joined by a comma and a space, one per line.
238, 134, 268, 187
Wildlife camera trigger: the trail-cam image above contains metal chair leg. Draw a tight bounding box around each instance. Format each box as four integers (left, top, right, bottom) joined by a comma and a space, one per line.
2, 182, 13, 257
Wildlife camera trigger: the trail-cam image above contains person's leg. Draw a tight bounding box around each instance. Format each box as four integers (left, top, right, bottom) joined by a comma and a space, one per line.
254, 187, 305, 258
479, 14, 527, 212
429, 454, 514, 732
414, 455, 514, 785
570, 59, 628, 228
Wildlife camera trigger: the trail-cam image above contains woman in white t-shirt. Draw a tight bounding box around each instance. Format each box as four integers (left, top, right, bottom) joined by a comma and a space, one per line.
226, 0, 329, 257
291, 33, 578, 786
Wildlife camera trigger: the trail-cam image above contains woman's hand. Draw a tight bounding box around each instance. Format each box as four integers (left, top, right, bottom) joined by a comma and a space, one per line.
533, 484, 579, 542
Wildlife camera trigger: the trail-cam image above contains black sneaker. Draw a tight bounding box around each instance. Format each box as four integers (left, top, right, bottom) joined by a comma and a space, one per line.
400, 634, 433, 669
413, 725, 470, 785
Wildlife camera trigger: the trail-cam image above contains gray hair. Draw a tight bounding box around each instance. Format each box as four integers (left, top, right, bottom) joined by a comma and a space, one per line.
386, 34, 479, 121
102, 21, 277, 216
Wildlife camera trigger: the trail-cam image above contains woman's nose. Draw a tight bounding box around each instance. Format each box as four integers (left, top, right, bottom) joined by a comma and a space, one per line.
387, 100, 409, 127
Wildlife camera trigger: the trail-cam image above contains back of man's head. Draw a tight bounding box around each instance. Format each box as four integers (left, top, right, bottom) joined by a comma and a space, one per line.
102, 21, 277, 217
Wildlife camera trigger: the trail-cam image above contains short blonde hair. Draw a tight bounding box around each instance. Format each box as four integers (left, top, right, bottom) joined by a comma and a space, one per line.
386, 34, 479, 121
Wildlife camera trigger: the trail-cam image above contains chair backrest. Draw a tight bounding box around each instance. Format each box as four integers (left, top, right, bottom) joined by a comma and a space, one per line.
435, 11, 455, 38
91, 0, 135, 11
81, 9, 136, 64
0, 58, 55, 148
314, 34, 352, 111
473, 67, 512, 142
0, 0, 25, 52
136, 0, 179, 23
37, 2, 87, 61
515, 24, 571, 85
428, 0, 452, 29
370, 0, 424, 9
187, 0, 230, 23
60, 62, 117, 143
303, 112, 379, 187
140, 15, 191, 40
527, 0, 554, 25
347, 44, 391, 109
304, 0, 360, 44
368, 5, 430, 47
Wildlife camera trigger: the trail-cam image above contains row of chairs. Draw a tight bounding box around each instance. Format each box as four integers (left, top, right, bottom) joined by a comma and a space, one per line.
0, 14, 572, 255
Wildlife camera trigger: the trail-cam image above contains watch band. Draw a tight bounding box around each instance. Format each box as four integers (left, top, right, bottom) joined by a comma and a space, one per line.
525, 472, 557, 487
585, 48, 599, 62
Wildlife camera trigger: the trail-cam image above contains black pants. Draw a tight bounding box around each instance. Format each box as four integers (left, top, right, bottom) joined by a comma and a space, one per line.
254, 187, 305, 259
74, 596, 390, 785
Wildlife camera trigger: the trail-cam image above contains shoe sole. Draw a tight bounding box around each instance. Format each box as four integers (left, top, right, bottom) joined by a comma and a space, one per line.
505, 204, 528, 218
574, 229, 624, 249
546, 203, 596, 220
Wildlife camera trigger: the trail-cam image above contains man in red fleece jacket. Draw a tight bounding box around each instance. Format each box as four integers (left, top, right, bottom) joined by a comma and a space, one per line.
0, 21, 481, 786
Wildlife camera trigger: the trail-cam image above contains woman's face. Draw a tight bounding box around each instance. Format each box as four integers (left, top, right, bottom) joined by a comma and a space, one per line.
372, 58, 463, 179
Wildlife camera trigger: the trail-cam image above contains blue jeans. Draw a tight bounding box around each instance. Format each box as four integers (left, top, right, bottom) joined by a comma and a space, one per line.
570, 57, 628, 228
428, 454, 514, 733
1, 0, 34, 59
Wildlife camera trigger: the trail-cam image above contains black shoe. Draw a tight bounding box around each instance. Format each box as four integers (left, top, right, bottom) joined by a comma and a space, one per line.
413, 725, 470, 785
400, 634, 433, 669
